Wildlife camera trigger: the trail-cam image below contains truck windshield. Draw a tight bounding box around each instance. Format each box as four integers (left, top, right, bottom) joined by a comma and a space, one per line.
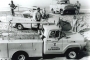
57, 1, 70, 4
23, 14, 33, 18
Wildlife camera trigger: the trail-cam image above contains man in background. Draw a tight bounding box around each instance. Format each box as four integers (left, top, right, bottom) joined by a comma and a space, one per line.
35, 7, 42, 30
9, 0, 17, 16
72, 15, 77, 32
75, 1, 81, 14
42, 8, 46, 19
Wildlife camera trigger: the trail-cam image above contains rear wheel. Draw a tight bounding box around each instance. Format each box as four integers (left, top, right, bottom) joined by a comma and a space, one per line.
12, 52, 28, 60
16, 24, 24, 30
60, 9, 64, 15
75, 9, 79, 15
51, 8, 55, 14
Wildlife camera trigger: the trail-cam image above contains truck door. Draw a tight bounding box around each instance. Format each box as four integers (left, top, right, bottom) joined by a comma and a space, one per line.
44, 30, 63, 54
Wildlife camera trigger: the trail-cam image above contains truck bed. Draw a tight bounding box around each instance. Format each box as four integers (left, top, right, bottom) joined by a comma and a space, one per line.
1, 33, 41, 40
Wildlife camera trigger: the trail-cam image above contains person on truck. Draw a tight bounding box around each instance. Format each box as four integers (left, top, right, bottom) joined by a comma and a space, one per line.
9, 0, 17, 16
57, 17, 72, 31
35, 7, 42, 30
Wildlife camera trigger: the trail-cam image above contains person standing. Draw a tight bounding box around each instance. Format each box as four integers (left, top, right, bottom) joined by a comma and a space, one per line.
9, 0, 17, 16
76, 1, 81, 10
75, 1, 81, 14
42, 8, 46, 19
35, 7, 42, 30
57, 17, 63, 29
72, 15, 78, 32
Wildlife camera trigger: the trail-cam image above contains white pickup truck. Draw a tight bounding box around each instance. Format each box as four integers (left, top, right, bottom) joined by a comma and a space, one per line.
0, 24, 86, 60
0, 15, 53, 30
50, 0, 78, 15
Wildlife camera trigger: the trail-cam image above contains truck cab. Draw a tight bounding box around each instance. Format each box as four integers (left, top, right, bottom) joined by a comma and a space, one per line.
50, 0, 78, 15
42, 25, 86, 59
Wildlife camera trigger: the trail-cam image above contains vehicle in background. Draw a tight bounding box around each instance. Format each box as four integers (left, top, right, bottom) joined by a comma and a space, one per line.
0, 15, 54, 30
50, 0, 78, 15
22, 6, 38, 18
22, 7, 49, 19
0, 24, 86, 60
22, 9, 34, 18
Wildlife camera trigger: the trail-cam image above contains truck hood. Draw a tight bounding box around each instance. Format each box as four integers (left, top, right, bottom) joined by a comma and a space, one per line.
61, 4, 75, 7
64, 32, 84, 42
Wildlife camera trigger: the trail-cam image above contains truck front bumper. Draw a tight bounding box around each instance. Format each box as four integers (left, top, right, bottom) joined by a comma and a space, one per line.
64, 8, 76, 11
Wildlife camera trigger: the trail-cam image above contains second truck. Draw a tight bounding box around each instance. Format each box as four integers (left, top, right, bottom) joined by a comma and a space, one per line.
50, 0, 79, 15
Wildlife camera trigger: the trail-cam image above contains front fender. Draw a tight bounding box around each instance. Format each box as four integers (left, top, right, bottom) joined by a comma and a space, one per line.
63, 43, 81, 53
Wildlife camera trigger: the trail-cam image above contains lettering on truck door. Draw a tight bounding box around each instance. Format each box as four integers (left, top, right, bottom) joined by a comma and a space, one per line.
44, 30, 63, 54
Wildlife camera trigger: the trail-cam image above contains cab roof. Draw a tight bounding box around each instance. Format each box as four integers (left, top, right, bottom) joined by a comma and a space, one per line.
43, 25, 61, 31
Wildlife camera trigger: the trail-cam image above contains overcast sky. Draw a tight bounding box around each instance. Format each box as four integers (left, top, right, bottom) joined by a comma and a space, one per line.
0, 0, 90, 11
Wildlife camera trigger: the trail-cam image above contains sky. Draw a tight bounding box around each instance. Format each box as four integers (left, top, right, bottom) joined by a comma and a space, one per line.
0, 0, 90, 11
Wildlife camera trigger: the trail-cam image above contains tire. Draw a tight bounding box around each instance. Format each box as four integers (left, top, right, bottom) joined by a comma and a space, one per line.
12, 52, 28, 60
31, 23, 33, 29
66, 50, 78, 59
60, 9, 64, 15
51, 8, 55, 14
47, 14, 49, 18
75, 9, 79, 15
51, 8, 53, 13
53, 11, 55, 14
17, 24, 24, 30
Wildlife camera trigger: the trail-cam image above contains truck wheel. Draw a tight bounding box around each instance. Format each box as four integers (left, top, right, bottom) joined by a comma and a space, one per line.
75, 9, 79, 15
53, 11, 55, 14
66, 50, 78, 59
47, 14, 49, 18
17, 24, 24, 30
60, 9, 64, 15
12, 52, 28, 60
51, 8, 55, 14
51, 8, 53, 12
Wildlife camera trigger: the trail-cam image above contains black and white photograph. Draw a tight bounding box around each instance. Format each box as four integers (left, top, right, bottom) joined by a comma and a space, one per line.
0, 0, 90, 60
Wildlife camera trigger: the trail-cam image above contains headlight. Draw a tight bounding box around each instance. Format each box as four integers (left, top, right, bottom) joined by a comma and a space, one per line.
65, 6, 67, 9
